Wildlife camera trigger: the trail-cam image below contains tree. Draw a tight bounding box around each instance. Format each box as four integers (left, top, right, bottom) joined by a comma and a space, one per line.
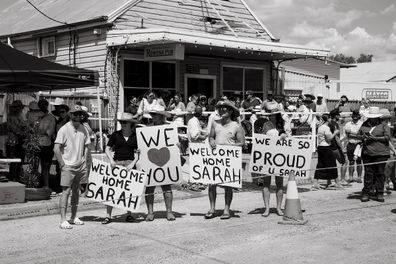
356, 53, 373, 63
329, 53, 356, 64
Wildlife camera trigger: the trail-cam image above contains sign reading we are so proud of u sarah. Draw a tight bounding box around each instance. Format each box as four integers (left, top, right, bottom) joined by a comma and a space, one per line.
136, 125, 182, 186
249, 135, 312, 178
86, 159, 147, 211
189, 143, 242, 188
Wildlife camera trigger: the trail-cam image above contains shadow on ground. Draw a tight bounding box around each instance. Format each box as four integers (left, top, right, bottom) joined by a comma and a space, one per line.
190, 209, 241, 218
240, 182, 311, 193
80, 211, 186, 223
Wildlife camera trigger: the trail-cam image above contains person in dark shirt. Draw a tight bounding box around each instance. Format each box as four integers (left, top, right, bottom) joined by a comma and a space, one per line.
102, 112, 139, 224
125, 96, 139, 116
327, 109, 344, 188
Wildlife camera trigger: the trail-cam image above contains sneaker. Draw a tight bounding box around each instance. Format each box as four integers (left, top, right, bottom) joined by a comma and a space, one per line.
377, 194, 385, 202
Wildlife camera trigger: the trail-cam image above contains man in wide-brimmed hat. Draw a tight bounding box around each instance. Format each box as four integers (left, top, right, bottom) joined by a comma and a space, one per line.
205, 100, 245, 220
54, 105, 91, 229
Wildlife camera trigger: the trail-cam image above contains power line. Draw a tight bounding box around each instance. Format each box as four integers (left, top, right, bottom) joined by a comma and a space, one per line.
25, 0, 69, 25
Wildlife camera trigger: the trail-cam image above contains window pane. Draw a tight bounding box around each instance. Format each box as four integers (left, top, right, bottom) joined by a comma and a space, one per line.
152, 62, 175, 88
124, 60, 149, 87
245, 69, 263, 92
223, 67, 243, 92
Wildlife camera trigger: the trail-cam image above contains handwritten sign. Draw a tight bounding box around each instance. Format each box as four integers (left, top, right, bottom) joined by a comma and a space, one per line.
249, 135, 312, 178
86, 159, 147, 211
136, 125, 182, 186
189, 143, 242, 188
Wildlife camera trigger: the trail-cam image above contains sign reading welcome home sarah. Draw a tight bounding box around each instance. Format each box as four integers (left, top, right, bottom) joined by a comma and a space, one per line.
136, 125, 182, 186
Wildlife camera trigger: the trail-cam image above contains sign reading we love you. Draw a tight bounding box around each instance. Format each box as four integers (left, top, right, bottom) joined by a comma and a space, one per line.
136, 125, 182, 186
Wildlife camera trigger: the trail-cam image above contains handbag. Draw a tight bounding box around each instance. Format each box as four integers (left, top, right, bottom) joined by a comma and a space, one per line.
353, 144, 362, 159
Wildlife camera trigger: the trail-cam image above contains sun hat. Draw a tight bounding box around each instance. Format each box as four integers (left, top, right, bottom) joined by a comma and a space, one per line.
118, 112, 138, 123
50, 97, 65, 106
28, 101, 40, 111
216, 100, 240, 117
364, 106, 382, 118
80, 106, 93, 117
317, 93, 323, 98
149, 104, 172, 118
69, 105, 85, 114
379, 108, 391, 119
9, 100, 24, 109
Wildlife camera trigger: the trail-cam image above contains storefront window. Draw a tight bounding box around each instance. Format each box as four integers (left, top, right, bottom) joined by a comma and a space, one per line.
124, 60, 149, 87
222, 66, 264, 99
152, 62, 176, 88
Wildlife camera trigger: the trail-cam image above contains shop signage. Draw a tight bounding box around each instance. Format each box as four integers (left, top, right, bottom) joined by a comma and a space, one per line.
364, 90, 390, 100
144, 44, 184, 61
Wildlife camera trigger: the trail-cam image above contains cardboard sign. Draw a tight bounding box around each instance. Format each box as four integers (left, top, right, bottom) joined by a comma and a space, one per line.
136, 125, 182, 186
249, 135, 312, 178
189, 143, 242, 188
86, 159, 147, 211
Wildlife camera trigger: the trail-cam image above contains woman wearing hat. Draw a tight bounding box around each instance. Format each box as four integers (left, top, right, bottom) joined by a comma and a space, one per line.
206, 100, 245, 220
358, 107, 390, 202
102, 112, 140, 224
143, 104, 176, 221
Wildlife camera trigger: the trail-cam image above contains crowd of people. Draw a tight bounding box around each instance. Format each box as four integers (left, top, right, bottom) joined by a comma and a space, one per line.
3, 90, 396, 228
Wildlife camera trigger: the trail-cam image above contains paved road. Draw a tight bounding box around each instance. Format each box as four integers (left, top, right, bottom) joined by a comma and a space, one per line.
1, 183, 396, 264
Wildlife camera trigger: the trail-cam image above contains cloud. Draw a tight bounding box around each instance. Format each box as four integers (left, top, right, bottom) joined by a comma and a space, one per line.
381, 4, 395, 14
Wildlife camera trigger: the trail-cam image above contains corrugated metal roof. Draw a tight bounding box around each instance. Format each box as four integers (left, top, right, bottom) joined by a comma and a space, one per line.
0, 0, 131, 37
341, 61, 396, 82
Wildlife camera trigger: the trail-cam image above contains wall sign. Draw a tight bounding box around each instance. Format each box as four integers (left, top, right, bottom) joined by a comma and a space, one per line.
364, 89, 391, 100
144, 44, 185, 61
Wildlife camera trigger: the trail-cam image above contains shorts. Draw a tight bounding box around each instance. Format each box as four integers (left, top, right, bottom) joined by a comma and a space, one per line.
332, 148, 346, 164
346, 143, 362, 164
38, 145, 54, 162
60, 163, 87, 187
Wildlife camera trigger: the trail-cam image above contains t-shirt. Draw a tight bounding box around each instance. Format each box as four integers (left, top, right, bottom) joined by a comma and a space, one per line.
55, 121, 90, 166
328, 120, 340, 150
316, 103, 328, 113
359, 122, 390, 156
345, 120, 363, 144
317, 124, 332, 146
211, 120, 243, 146
261, 99, 279, 111
242, 98, 261, 110
107, 130, 137, 161
187, 116, 204, 143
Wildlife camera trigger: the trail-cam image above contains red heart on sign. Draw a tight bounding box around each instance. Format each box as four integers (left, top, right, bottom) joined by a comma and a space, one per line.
147, 147, 171, 167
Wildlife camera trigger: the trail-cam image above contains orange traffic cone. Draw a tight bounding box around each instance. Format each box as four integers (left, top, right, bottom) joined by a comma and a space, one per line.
278, 171, 308, 225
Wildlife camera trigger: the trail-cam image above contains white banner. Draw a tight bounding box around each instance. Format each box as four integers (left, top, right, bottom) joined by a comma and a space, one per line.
86, 159, 147, 211
136, 125, 182, 186
189, 143, 242, 188
249, 135, 312, 178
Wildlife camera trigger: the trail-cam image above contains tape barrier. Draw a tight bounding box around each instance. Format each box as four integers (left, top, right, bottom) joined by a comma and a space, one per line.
78, 157, 396, 206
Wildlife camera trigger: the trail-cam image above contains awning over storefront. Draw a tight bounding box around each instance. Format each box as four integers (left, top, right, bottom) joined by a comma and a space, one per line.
0, 42, 99, 92
107, 28, 329, 60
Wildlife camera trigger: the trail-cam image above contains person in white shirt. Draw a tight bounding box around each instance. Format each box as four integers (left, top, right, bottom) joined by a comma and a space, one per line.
136, 92, 158, 124
54, 105, 91, 229
187, 106, 208, 143
316, 94, 328, 114
345, 110, 363, 183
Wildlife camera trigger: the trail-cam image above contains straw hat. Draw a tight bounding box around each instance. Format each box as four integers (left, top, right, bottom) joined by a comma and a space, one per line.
28, 101, 40, 111
364, 106, 382, 118
69, 105, 85, 114
216, 100, 240, 117
379, 108, 391, 119
149, 104, 172, 119
118, 112, 138, 123
50, 97, 65, 106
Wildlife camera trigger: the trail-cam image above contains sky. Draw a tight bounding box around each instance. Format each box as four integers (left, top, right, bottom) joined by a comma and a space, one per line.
245, 0, 396, 61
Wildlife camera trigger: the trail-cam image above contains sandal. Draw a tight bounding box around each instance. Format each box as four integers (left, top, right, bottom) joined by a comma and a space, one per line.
220, 213, 231, 220
60, 221, 73, 229
125, 215, 135, 222
166, 212, 176, 221
69, 217, 84, 225
204, 211, 216, 219
101, 217, 112, 225
276, 208, 284, 216
145, 214, 155, 222
261, 211, 270, 217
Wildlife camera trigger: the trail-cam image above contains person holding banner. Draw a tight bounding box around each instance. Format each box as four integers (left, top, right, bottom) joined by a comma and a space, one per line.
102, 112, 139, 224
143, 105, 176, 221
54, 105, 90, 229
312, 113, 339, 190
207, 100, 245, 220
258, 110, 287, 217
